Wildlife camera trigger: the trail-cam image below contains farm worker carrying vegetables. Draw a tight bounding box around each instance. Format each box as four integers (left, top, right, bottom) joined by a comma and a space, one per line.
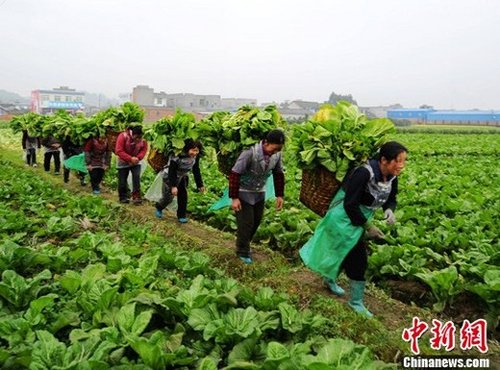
153, 139, 205, 223
229, 129, 286, 264
300, 141, 408, 318
84, 134, 112, 195
21, 130, 41, 167
115, 126, 148, 204
41, 135, 61, 175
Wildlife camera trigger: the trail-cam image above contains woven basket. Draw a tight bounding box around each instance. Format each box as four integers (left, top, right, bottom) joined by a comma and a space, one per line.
106, 130, 120, 153
147, 148, 169, 173
300, 167, 341, 217
217, 153, 236, 178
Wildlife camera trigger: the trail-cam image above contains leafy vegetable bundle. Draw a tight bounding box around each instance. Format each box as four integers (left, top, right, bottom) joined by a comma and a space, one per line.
10, 103, 145, 147
290, 102, 395, 181
144, 110, 198, 156
199, 105, 286, 175
9, 113, 46, 137
97, 102, 145, 133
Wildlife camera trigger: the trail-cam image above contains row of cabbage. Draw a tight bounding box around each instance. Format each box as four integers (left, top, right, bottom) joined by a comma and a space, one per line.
0, 158, 393, 369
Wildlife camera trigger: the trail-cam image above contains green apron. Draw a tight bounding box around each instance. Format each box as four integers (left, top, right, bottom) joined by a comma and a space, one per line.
63, 153, 88, 174
299, 189, 374, 281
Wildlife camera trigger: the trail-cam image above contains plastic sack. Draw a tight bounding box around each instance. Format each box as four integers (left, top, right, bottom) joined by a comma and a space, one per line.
208, 176, 276, 212
144, 172, 164, 202
63, 153, 88, 174
144, 171, 177, 211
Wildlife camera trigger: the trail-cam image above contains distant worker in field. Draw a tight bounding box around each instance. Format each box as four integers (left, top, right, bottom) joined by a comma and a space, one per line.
22, 130, 41, 167
230, 129, 286, 264
41, 134, 62, 175
61, 136, 86, 186
300, 141, 408, 318
84, 134, 112, 195
154, 139, 205, 223
115, 126, 148, 204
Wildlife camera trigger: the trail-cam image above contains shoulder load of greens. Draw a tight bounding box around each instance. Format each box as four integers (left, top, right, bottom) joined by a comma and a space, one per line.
9, 112, 47, 137
98, 102, 145, 133
144, 109, 199, 156
199, 105, 286, 175
290, 101, 395, 181
9, 103, 145, 146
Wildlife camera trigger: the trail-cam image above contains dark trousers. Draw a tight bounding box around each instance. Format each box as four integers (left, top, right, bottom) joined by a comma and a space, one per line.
235, 199, 265, 258
26, 148, 36, 165
64, 168, 85, 183
117, 165, 141, 201
156, 177, 188, 218
44, 151, 60, 173
341, 239, 368, 281
89, 168, 105, 191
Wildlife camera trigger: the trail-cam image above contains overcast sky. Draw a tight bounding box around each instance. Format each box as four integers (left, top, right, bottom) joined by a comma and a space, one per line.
1, 0, 499, 109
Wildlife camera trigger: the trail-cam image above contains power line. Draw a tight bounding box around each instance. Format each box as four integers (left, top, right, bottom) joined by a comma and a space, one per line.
0, 0, 8, 9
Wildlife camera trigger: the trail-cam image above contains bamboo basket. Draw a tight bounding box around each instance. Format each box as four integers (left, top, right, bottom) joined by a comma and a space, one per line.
106, 130, 120, 154
300, 167, 341, 217
217, 153, 236, 178
147, 148, 169, 173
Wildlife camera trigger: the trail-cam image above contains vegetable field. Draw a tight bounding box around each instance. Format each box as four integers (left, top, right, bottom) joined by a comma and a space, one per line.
186, 132, 500, 324
0, 156, 394, 369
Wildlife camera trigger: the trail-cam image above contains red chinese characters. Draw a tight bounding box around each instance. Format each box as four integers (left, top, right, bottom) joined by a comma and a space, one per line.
402, 317, 429, 355
460, 319, 488, 353
402, 317, 488, 355
429, 319, 456, 351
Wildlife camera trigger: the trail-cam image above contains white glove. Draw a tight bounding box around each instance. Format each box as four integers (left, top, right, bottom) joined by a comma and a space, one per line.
384, 209, 396, 225
365, 225, 385, 240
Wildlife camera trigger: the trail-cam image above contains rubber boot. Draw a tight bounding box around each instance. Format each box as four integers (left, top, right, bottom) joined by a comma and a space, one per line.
323, 278, 345, 296
348, 280, 373, 318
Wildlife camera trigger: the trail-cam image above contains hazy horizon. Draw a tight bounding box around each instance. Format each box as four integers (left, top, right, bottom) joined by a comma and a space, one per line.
1, 0, 499, 110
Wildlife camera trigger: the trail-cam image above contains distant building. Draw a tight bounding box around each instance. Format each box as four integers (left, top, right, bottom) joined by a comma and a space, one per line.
360, 105, 402, 119
142, 107, 175, 122
131, 85, 224, 112
387, 108, 500, 126
132, 85, 155, 106
221, 98, 257, 111
118, 93, 132, 105
31, 86, 85, 114
0, 103, 30, 121
142, 107, 204, 122
278, 100, 320, 121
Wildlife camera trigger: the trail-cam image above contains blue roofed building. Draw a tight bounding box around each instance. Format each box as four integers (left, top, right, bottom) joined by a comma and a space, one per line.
387, 108, 500, 126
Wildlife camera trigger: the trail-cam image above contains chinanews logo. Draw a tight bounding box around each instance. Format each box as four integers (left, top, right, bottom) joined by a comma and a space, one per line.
401, 317, 491, 369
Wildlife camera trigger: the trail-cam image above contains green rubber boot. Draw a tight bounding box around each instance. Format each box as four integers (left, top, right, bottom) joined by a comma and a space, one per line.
348, 280, 373, 318
323, 278, 345, 296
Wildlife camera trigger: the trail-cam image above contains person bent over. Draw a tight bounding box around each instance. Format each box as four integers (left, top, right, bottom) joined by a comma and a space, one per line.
155, 139, 205, 223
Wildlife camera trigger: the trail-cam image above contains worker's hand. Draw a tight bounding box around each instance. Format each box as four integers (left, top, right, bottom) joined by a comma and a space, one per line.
276, 196, 284, 211
365, 225, 385, 240
384, 209, 396, 225
87, 165, 93, 171
198, 186, 205, 193
171, 187, 178, 196
231, 198, 242, 212
103, 165, 108, 171
130, 157, 139, 165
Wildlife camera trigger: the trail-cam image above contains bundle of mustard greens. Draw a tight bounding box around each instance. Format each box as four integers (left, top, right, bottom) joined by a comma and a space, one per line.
290, 101, 395, 182
198, 105, 286, 176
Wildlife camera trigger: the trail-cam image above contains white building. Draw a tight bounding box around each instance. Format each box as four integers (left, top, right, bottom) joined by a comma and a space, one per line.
31, 86, 85, 114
